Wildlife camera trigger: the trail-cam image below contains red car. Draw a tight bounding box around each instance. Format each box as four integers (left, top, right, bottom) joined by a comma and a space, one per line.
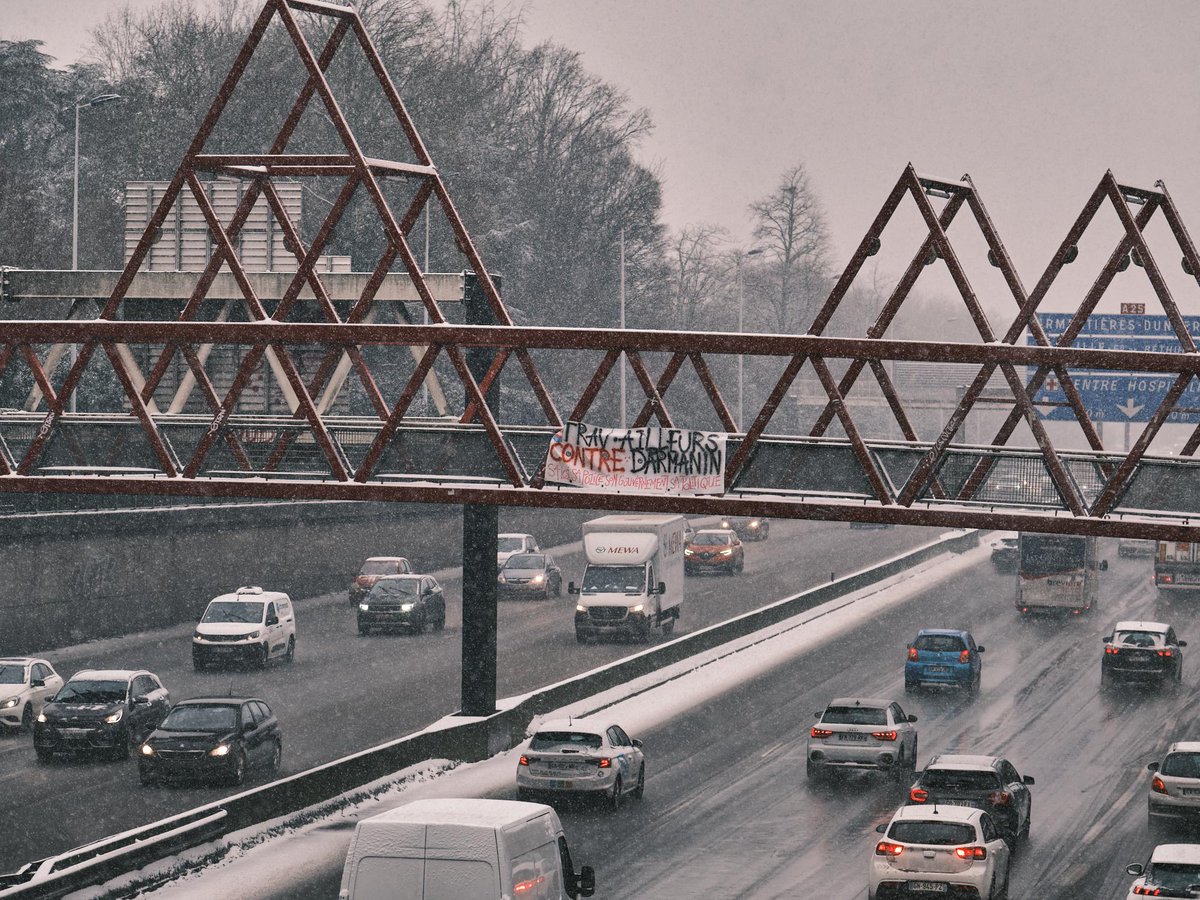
350, 556, 413, 606
684, 529, 745, 575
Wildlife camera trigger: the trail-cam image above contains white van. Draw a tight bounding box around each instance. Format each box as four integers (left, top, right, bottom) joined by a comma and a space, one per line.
192, 586, 296, 671
339, 798, 595, 900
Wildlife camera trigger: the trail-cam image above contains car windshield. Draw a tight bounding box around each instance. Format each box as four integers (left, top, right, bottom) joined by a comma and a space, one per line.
0, 664, 25, 684
1161, 753, 1200, 778
693, 532, 732, 545
55, 680, 126, 703
822, 706, 887, 726
1020, 535, 1086, 575
889, 822, 975, 845
1147, 863, 1200, 892
914, 634, 967, 653
530, 731, 603, 751
360, 560, 400, 576
581, 565, 644, 594
202, 601, 264, 624
160, 705, 239, 732
920, 769, 1002, 792
505, 554, 544, 570
1116, 630, 1164, 648
370, 580, 420, 597
497, 537, 524, 553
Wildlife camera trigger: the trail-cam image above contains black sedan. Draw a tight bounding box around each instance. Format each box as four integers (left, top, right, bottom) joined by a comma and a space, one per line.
498, 553, 563, 600
1101, 620, 1186, 689
139, 697, 282, 786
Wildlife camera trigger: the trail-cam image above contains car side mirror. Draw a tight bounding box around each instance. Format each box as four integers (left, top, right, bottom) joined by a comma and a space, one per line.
266, 615, 279, 626
1147, 762, 1160, 772
574, 865, 596, 898
1102, 635, 1113, 643
1100, 559, 1109, 571
133, 696, 150, 705
875, 823, 887, 834
656, 581, 666, 595
976, 646, 985, 653
1180, 640, 1189, 648
1023, 775, 1035, 785
31, 678, 44, 688
568, 582, 579, 595
908, 714, 918, 723
632, 738, 643, 749
1126, 864, 1144, 876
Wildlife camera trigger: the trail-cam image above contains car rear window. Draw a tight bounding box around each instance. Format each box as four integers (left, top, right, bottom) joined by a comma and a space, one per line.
1161, 753, 1200, 778
530, 731, 603, 751
889, 821, 975, 845
920, 769, 1002, 792
822, 706, 887, 726
1115, 630, 1164, 648
1148, 863, 1200, 891
914, 634, 966, 652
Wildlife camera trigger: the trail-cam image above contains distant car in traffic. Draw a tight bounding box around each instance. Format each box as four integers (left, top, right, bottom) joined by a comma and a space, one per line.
357, 574, 446, 634
989, 534, 1019, 573
498, 552, 562, 600
192, 586, 297, 671
904, 629, 984, 695
1101, 620, 1185, 689
0, 657, 63, 732
497, 533, 540, 568
139, 696, 282, 787
870, 803, 1011, 900
684, 529, 745, 575
719, 516, 769, 541
516, 717, 645, 809
806, 697, 918, 780
1147, 741, 1200, 832
906, 753, 1034, 850
1118, 537, 1156, 558
35, 669, 171, 761
350, 556, 413, 606
1125, 844, 1200, 899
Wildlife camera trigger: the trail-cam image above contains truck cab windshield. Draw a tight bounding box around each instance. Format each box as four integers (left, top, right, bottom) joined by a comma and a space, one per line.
581, 565, 645, 594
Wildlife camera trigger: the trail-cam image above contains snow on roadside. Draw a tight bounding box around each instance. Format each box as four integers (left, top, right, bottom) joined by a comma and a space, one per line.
73, 531, 989, 899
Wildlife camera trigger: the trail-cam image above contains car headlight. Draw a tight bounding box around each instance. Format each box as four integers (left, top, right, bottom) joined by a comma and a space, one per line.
719, 548, 733, 557
576, 605, 587, 614
0, 697, 18, 710
37, 712, 47, 723
359, 603, 370, 611
684, 547, 694, 556
721, 521, 731, 529
193, 630, 204, 641
246, 631, 261, 640
209, 744, 230, 757
749, 520, 759, 528
629, 604, 644, 613
105, 709, 124, 724
400, 603, 415, 612
532, 574, 544, 584
498, 575, 507, 584
140, 743, 155, 757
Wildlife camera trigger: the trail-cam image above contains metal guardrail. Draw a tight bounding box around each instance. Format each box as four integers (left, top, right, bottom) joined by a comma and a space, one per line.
0, 528, 979, 898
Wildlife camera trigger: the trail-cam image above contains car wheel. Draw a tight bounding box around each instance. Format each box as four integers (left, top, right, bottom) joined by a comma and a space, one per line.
806, 758, 823, 781
661, 616, 675, 637
435, 610, 446, 631
270, 739, 282, 773
909, 736, 919, 769
967, 671, 981, 697
575, 631, 588, 644
258, 643, 270, 669
1020, 801, 1031, 840
21, 704, 33, 731
904, 679, 918, 695
633, 764, 645, 800
192, 657, 207, 673
285, 636, 295, 664
114, 733, 132, 761
35, 747, 52, 764
609, 776, 623, 811
228, 748, 246, 786
553, 578, 562, 598
1100, 666, 1112, 689
736, 557, 745, 574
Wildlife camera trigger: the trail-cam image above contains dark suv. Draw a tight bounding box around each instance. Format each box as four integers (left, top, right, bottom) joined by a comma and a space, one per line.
357, 574, 446, 634
1102, 620, 1185, 689
34, 669, 171, 761
139, 696, 282, 786
907, 753, 1034, 849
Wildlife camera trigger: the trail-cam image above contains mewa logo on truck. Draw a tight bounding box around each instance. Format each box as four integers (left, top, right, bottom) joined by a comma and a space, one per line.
570, 514, 686, 643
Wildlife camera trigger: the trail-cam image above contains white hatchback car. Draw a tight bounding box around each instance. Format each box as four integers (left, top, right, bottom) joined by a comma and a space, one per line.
192, 586, 296, 671
870, 804, 1011, 900
1126, 844, 1200, 898
498, 533, 540, 567
1147, 741, 1200, 830
807, 697, 918, 780
516, 717, 645, 809
0, 658, 64, 731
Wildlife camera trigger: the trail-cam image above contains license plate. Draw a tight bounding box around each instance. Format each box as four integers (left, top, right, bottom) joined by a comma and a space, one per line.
926, 666, 950, 674
909, 882, 947, 893
1183, 788, 1200, 796
212, 646, 235, 653
838, 733, 868, 742
550, 780, 574, 790
59, 728, 90, 736
941, 799, 979, 807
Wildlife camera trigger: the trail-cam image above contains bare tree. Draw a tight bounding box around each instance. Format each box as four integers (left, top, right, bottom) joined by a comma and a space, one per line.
748, 164, 830, 334
670, 224, 729, 328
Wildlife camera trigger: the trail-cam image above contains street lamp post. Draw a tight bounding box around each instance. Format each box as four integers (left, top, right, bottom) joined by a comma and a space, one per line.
737, 248, 764, 431
619, 227, 626, 427
71, 93, 122, 413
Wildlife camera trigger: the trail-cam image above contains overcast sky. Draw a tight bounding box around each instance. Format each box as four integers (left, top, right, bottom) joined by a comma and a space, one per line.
6, 0, 1200, 321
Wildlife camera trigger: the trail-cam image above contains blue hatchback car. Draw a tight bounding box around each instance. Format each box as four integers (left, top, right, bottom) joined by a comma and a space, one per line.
905, 629, 984, 695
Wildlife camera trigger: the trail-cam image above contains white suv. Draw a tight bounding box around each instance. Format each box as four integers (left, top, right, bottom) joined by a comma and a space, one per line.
807, 697, 918, 780
192, 586, 296, 671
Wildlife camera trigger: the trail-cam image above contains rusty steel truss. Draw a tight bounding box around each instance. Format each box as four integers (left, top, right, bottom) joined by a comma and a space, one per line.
4, 0, 1200, 540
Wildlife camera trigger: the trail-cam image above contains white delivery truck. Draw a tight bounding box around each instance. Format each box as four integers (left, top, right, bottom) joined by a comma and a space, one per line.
338, 798, 595, 900
570, 513, 686, 642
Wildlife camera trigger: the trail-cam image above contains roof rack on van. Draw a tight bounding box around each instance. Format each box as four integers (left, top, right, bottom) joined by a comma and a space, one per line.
236, 586, 263, 595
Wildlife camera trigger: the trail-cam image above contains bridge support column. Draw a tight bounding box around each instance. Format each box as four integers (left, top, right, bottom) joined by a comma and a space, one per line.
460, 273, 502, 716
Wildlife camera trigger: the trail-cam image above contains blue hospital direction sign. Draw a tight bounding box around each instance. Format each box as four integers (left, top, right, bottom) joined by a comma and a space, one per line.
1031, 313, 1200, 424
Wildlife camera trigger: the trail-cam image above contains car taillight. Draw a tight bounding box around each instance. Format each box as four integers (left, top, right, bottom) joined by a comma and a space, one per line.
1152, 775, 1167, 794
811, 727, 833, 739
1158, 649, 1174, 657
1133, 885, 1164, 895
1105, 646, 1120, 655
910, 787, 928, 803
959, 649, 970, 663
597, 758, 611, 769
518, 755, 531, 766
954, 846, 987, 860
875, 841, 905, 856
987, 790, 1012, 807
908, 647, 919, 661
1161, 574, 1174, 584
871, 730, 898, 741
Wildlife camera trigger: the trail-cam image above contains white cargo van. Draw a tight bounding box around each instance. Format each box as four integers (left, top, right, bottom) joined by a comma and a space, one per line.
570, 513, 686, 642
338, 798, 595, 900
192, 586, 296, 671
